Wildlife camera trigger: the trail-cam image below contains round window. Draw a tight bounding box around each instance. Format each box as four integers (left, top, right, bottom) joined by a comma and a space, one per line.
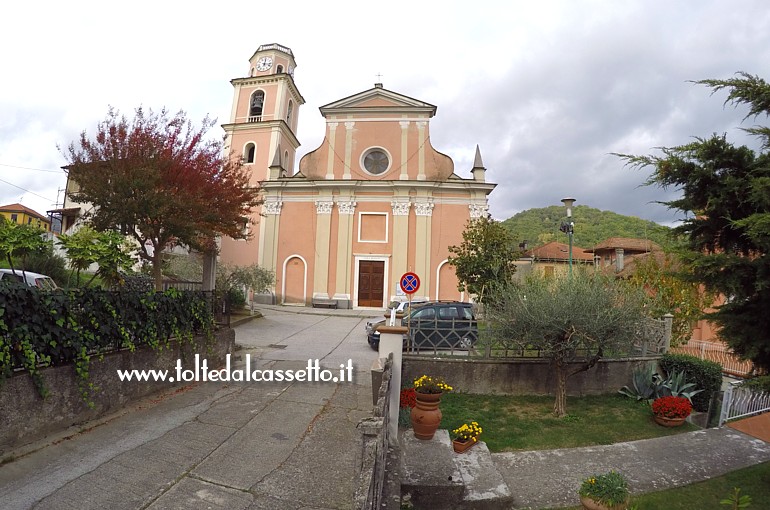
362, 148, 390, 175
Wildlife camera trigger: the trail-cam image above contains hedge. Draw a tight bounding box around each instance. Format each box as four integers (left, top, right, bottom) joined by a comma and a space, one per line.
660, 353, 723, 412
0, 285, 215, 398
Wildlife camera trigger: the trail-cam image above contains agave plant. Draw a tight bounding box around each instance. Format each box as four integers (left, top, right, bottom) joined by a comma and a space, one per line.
659, 370, 703, 402
619, 365, 663, 401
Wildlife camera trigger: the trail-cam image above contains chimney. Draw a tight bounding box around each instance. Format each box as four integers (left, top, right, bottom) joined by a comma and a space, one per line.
615, 248, 624, 272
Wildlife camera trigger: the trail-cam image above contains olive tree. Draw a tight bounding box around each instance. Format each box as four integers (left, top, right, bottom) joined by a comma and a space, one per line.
485, 271, 646, 417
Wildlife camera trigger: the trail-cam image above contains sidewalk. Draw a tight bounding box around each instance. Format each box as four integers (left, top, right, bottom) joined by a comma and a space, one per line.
492, 426, 770, 509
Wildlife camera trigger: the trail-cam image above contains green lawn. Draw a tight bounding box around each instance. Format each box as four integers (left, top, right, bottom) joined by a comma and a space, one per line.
438, 393, 698, 452
556, 462, 770, 509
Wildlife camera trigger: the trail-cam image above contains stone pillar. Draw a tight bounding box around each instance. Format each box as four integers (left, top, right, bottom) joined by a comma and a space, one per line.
663, 313, 674, 353
378, 325, 407, 446
202, 250, 217, 291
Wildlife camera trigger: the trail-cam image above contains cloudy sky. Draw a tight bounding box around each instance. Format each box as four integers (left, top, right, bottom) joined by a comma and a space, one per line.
2, 0, 768, 227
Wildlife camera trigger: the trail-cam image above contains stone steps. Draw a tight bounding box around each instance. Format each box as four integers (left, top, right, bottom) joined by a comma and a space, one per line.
400, 429, 513, 509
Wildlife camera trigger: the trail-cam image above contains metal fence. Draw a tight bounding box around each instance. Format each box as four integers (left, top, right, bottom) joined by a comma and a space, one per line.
671, 340, 755, 377
719, 381, 770, 426
404, 315, 672, 359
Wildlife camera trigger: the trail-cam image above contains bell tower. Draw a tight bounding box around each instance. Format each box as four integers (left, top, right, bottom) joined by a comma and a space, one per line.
219, 43, 305, 267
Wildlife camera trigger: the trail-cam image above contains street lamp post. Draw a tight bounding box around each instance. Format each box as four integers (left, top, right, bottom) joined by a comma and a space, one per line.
560, 197, 576, 277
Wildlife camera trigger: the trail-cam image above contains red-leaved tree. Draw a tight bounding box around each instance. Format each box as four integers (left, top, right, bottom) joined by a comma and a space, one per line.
64, 107, 261, 290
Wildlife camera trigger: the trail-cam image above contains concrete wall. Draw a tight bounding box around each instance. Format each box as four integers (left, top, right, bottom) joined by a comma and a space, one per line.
402, 356, 660, 396
0, 328, 235, 456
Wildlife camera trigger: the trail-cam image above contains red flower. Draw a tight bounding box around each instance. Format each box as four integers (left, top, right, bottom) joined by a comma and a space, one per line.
400, 388, 416, 408
652, 396, 692, 419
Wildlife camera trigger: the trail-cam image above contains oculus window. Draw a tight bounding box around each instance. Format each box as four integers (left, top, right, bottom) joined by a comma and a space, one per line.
361, 148, 390, 175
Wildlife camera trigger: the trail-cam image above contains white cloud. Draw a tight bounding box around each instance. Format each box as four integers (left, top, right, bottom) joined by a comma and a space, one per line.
2, 0, 769, 226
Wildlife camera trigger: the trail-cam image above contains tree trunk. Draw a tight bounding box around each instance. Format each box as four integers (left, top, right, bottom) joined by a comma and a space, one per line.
553, 360, 568, 418
152, 252, 163, 291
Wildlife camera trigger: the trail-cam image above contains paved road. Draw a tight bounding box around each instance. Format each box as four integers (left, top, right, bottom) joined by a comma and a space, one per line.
0, 307, 380, 510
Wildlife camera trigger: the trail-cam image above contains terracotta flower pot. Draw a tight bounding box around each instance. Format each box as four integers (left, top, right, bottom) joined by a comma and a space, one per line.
579, 495, 629, 510
411, 391, 442, 440
452, 438, 477, 453
654, 414, 687, 427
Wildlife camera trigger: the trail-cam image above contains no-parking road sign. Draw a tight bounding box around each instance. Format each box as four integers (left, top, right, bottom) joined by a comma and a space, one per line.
399, 272, 420, 295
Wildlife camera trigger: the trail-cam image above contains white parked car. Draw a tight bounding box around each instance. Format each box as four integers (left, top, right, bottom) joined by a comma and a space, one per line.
386, 298, 428, 313
0, 269, 59, 290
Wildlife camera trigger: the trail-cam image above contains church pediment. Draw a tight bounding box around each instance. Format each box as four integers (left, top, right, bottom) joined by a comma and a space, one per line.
320, 85, 437, 117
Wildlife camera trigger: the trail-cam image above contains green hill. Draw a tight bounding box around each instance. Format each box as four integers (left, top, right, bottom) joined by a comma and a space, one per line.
500, 205, 673, 250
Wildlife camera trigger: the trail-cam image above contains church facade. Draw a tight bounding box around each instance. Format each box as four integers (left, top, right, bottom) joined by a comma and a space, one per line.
219, 44, 496, 309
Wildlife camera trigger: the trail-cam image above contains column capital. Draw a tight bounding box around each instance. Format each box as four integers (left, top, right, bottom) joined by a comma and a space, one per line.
414, 201, 434, 217
315, 200, 334, 214
469, 204, 488, 219
391, 201, 411, 216
337, 200, 357, 215
263, 200, 283, 215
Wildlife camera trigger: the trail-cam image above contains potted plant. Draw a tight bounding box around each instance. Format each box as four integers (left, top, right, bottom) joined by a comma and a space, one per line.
413, 375, 453, 395
399, 387, 416, 426
451, 421, 482, 453
578, 470, 630, 510
410, 375, 453, 440
651, 395, 692, 427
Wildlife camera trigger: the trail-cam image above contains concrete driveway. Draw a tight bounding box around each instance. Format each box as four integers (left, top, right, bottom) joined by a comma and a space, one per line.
0, 307, 379, 510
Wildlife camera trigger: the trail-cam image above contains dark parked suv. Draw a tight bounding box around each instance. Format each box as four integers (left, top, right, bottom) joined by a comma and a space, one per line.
367, 301, 478, 352
404, 301, 478, 351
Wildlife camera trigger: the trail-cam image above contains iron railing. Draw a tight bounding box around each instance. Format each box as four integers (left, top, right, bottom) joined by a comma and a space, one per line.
719, 381, 770, 426
403, 315, 672, 359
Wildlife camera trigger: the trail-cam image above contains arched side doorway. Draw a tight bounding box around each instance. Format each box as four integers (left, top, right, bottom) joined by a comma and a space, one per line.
282, 255, 307, 305
436, 260, 464, 301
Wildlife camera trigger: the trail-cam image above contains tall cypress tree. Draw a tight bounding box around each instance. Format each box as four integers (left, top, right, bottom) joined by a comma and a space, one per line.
619, 72, 770, 371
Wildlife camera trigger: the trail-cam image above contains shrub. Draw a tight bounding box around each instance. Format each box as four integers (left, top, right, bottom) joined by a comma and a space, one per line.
227, 287, 246, 309
20, 245, 69, 287
0, 286, 215, 399
660, 353, 722, 412
742, 376, 770, 393
578, 470, 629, 507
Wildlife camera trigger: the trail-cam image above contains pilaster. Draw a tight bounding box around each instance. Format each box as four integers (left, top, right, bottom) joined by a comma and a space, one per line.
313, 197, 334, 298
414, 197, 433, 300
326, 122, 338, 179
399, 120, 410, 180
416, 121, 427, 181
334, 196, 356, 302
260, 198, 283, 276
344, 121, 355, 180
391, 197, 411, 297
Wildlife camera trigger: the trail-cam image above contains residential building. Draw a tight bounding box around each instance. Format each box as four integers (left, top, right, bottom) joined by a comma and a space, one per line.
218, 44, 496, 308
585, 237, 661, 273
515, 241, 594, 277
0, 203, 51, 232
